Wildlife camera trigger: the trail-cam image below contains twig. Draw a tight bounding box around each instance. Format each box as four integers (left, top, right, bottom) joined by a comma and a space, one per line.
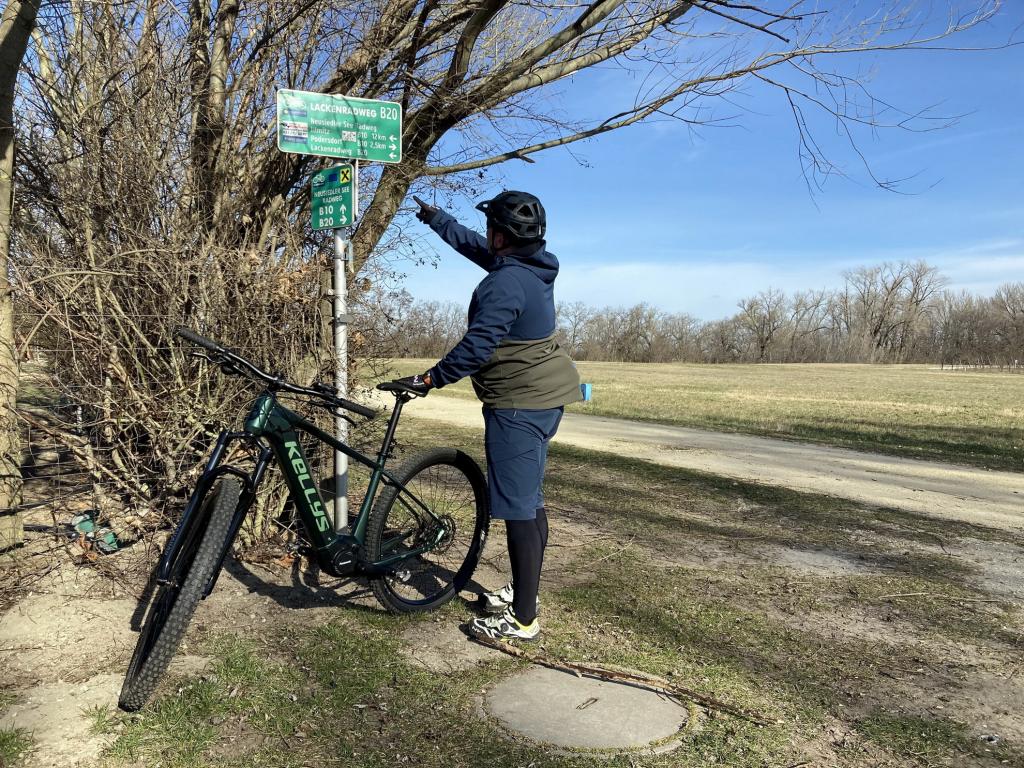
877, 592, 1013, 604
877, 592, 928, 599
940, 597, 1006, 604
14, 560, 61, 587
470, 635, 771, 726
563, 535, 637, 573
544, 504, 589, 515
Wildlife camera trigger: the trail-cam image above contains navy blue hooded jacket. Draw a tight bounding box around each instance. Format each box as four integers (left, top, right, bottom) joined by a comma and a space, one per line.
425, 210, 581, 409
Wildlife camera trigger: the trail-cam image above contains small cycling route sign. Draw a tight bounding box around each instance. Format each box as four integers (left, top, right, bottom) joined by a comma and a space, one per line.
277, 89, 402, 163
311, 164, 355, 230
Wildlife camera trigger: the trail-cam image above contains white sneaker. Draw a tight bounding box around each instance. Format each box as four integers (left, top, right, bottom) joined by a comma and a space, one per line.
479, 581, 539, 615
479, 581, 515, 614
467, 607, 540, 642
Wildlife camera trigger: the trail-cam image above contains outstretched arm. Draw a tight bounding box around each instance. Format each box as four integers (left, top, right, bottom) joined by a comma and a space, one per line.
414, 196, 498, 272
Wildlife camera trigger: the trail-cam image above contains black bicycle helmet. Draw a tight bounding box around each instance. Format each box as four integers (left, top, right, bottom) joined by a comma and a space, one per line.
475, 190, 546, 242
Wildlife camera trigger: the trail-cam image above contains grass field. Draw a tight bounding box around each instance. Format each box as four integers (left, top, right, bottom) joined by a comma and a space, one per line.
392, 360, 1024, 471
97, 418, 1024, 768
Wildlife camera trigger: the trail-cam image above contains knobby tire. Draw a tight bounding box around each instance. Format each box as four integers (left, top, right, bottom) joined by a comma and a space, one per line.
118, 476, 241, 711
365, 448, 488, 613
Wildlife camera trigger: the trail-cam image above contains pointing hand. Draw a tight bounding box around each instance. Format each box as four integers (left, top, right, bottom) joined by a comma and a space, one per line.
413, 195, 439, 224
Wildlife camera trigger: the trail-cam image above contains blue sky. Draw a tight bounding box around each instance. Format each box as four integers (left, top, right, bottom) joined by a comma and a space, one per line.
400, 2, 1023, 320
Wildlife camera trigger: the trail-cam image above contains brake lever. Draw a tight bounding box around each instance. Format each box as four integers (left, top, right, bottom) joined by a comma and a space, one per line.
310, 400, 358, 427
191, 350, 235, 371
335, 410, 359, 428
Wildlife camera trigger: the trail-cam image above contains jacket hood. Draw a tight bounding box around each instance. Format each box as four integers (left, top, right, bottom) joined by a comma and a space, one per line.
500, 240, 558, 284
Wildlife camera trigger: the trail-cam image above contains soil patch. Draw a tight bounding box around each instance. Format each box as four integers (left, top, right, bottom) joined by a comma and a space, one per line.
400, 618, 502, 673
768, 546, 880, 577
0, 674, 122, 768
0, 573, 136, 684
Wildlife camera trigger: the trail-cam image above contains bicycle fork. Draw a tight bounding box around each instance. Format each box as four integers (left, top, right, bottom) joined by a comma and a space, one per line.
158, 430, 271, 598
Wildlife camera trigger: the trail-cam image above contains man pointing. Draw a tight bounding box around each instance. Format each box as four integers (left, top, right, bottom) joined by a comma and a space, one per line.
395, 190, 581, 641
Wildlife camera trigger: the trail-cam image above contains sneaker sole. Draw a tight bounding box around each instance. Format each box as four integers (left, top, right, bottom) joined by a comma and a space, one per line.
463, 622, 541, 643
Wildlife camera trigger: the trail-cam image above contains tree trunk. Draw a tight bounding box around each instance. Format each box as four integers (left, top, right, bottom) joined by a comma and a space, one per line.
0, 0, 39, 549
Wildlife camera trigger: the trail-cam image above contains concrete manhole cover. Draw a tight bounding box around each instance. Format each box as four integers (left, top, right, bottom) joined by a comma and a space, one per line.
484, 666, 689, 752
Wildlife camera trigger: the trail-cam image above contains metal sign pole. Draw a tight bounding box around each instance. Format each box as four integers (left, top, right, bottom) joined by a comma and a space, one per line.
331, 161, 358, 533
332, 227, 349, 532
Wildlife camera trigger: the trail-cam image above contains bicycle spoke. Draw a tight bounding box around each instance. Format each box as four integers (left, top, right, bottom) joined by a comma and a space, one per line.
380, 458, 481, 604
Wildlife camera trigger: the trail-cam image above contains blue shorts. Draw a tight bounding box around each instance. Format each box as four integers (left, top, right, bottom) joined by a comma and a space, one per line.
483, 407, 563, 521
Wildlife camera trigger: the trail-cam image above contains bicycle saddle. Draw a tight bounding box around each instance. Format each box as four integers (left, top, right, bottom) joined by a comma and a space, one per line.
376, 381, 429, 397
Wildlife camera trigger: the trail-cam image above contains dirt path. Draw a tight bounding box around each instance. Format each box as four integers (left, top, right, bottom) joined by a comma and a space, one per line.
405, 394, 1024, 532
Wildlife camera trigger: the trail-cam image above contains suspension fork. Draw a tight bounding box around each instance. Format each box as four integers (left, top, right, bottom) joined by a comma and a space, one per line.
202, 445, 275, 598
159, 430, 238, 582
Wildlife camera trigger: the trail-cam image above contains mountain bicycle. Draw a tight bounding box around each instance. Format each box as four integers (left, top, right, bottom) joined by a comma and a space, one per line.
118, 328, 489, 711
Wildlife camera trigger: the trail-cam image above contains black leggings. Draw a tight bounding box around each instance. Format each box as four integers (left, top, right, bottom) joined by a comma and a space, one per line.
505, 506, 548, 624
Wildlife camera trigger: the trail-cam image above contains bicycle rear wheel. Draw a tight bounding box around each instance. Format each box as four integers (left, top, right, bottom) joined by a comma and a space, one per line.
118, 476, 241, 711
364, 448, 488, 613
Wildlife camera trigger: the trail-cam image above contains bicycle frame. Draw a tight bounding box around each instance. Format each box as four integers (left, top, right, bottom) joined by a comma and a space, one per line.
159, 388, 445, 593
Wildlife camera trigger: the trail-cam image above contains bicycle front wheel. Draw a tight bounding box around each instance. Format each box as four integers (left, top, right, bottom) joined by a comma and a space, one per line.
118, 476, 241, 711
364, 448, 489, 613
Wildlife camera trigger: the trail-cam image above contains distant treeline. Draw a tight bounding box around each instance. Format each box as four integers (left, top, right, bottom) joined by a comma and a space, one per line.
388, 261, 1024, 367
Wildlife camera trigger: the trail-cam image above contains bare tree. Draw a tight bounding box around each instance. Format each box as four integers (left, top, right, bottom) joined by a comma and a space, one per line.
396, 300, 467, 357
556, 301, 591, 359
738, 288, 786, 362
699, 317, 743, 363
0, 0, 40, 549
785, 289, 830, 362
659, 312, 702, 362
839, 261, 947, 361
990, 283, 1024, 368
438, 265, 1019, 366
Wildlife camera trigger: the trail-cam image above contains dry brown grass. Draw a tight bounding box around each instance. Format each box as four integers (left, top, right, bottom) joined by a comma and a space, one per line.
392, 360, 1024, 470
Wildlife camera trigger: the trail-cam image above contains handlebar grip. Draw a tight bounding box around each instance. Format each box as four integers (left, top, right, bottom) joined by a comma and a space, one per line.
338, 398, 377, 419
174, 326, 224, 354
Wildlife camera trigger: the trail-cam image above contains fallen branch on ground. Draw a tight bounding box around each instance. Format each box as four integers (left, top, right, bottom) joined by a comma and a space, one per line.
877, 592, 1012, 603
562, 535, 637, 572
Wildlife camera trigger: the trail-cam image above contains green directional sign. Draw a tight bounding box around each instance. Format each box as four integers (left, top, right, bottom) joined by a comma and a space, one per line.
311, 164, 356, 230
278, 89, 402, 163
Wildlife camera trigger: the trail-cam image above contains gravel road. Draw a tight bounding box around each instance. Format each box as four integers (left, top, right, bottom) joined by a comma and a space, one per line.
404, 394, 1024, 532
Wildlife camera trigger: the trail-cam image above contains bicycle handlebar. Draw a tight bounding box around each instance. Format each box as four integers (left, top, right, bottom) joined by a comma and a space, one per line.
175, 327, 225, 355
173, 327, 377, 419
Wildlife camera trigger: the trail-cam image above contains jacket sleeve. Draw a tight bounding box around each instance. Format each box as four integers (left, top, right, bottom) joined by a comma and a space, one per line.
428, 210, 500, 272
428, 272, 525, 387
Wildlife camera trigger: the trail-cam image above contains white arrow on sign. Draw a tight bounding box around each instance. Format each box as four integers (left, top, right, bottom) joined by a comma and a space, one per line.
340, 205, 347, 215
389, 151, 396, 159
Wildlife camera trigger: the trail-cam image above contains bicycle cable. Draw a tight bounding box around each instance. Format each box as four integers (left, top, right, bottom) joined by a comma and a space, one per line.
174, 326, 377, 420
